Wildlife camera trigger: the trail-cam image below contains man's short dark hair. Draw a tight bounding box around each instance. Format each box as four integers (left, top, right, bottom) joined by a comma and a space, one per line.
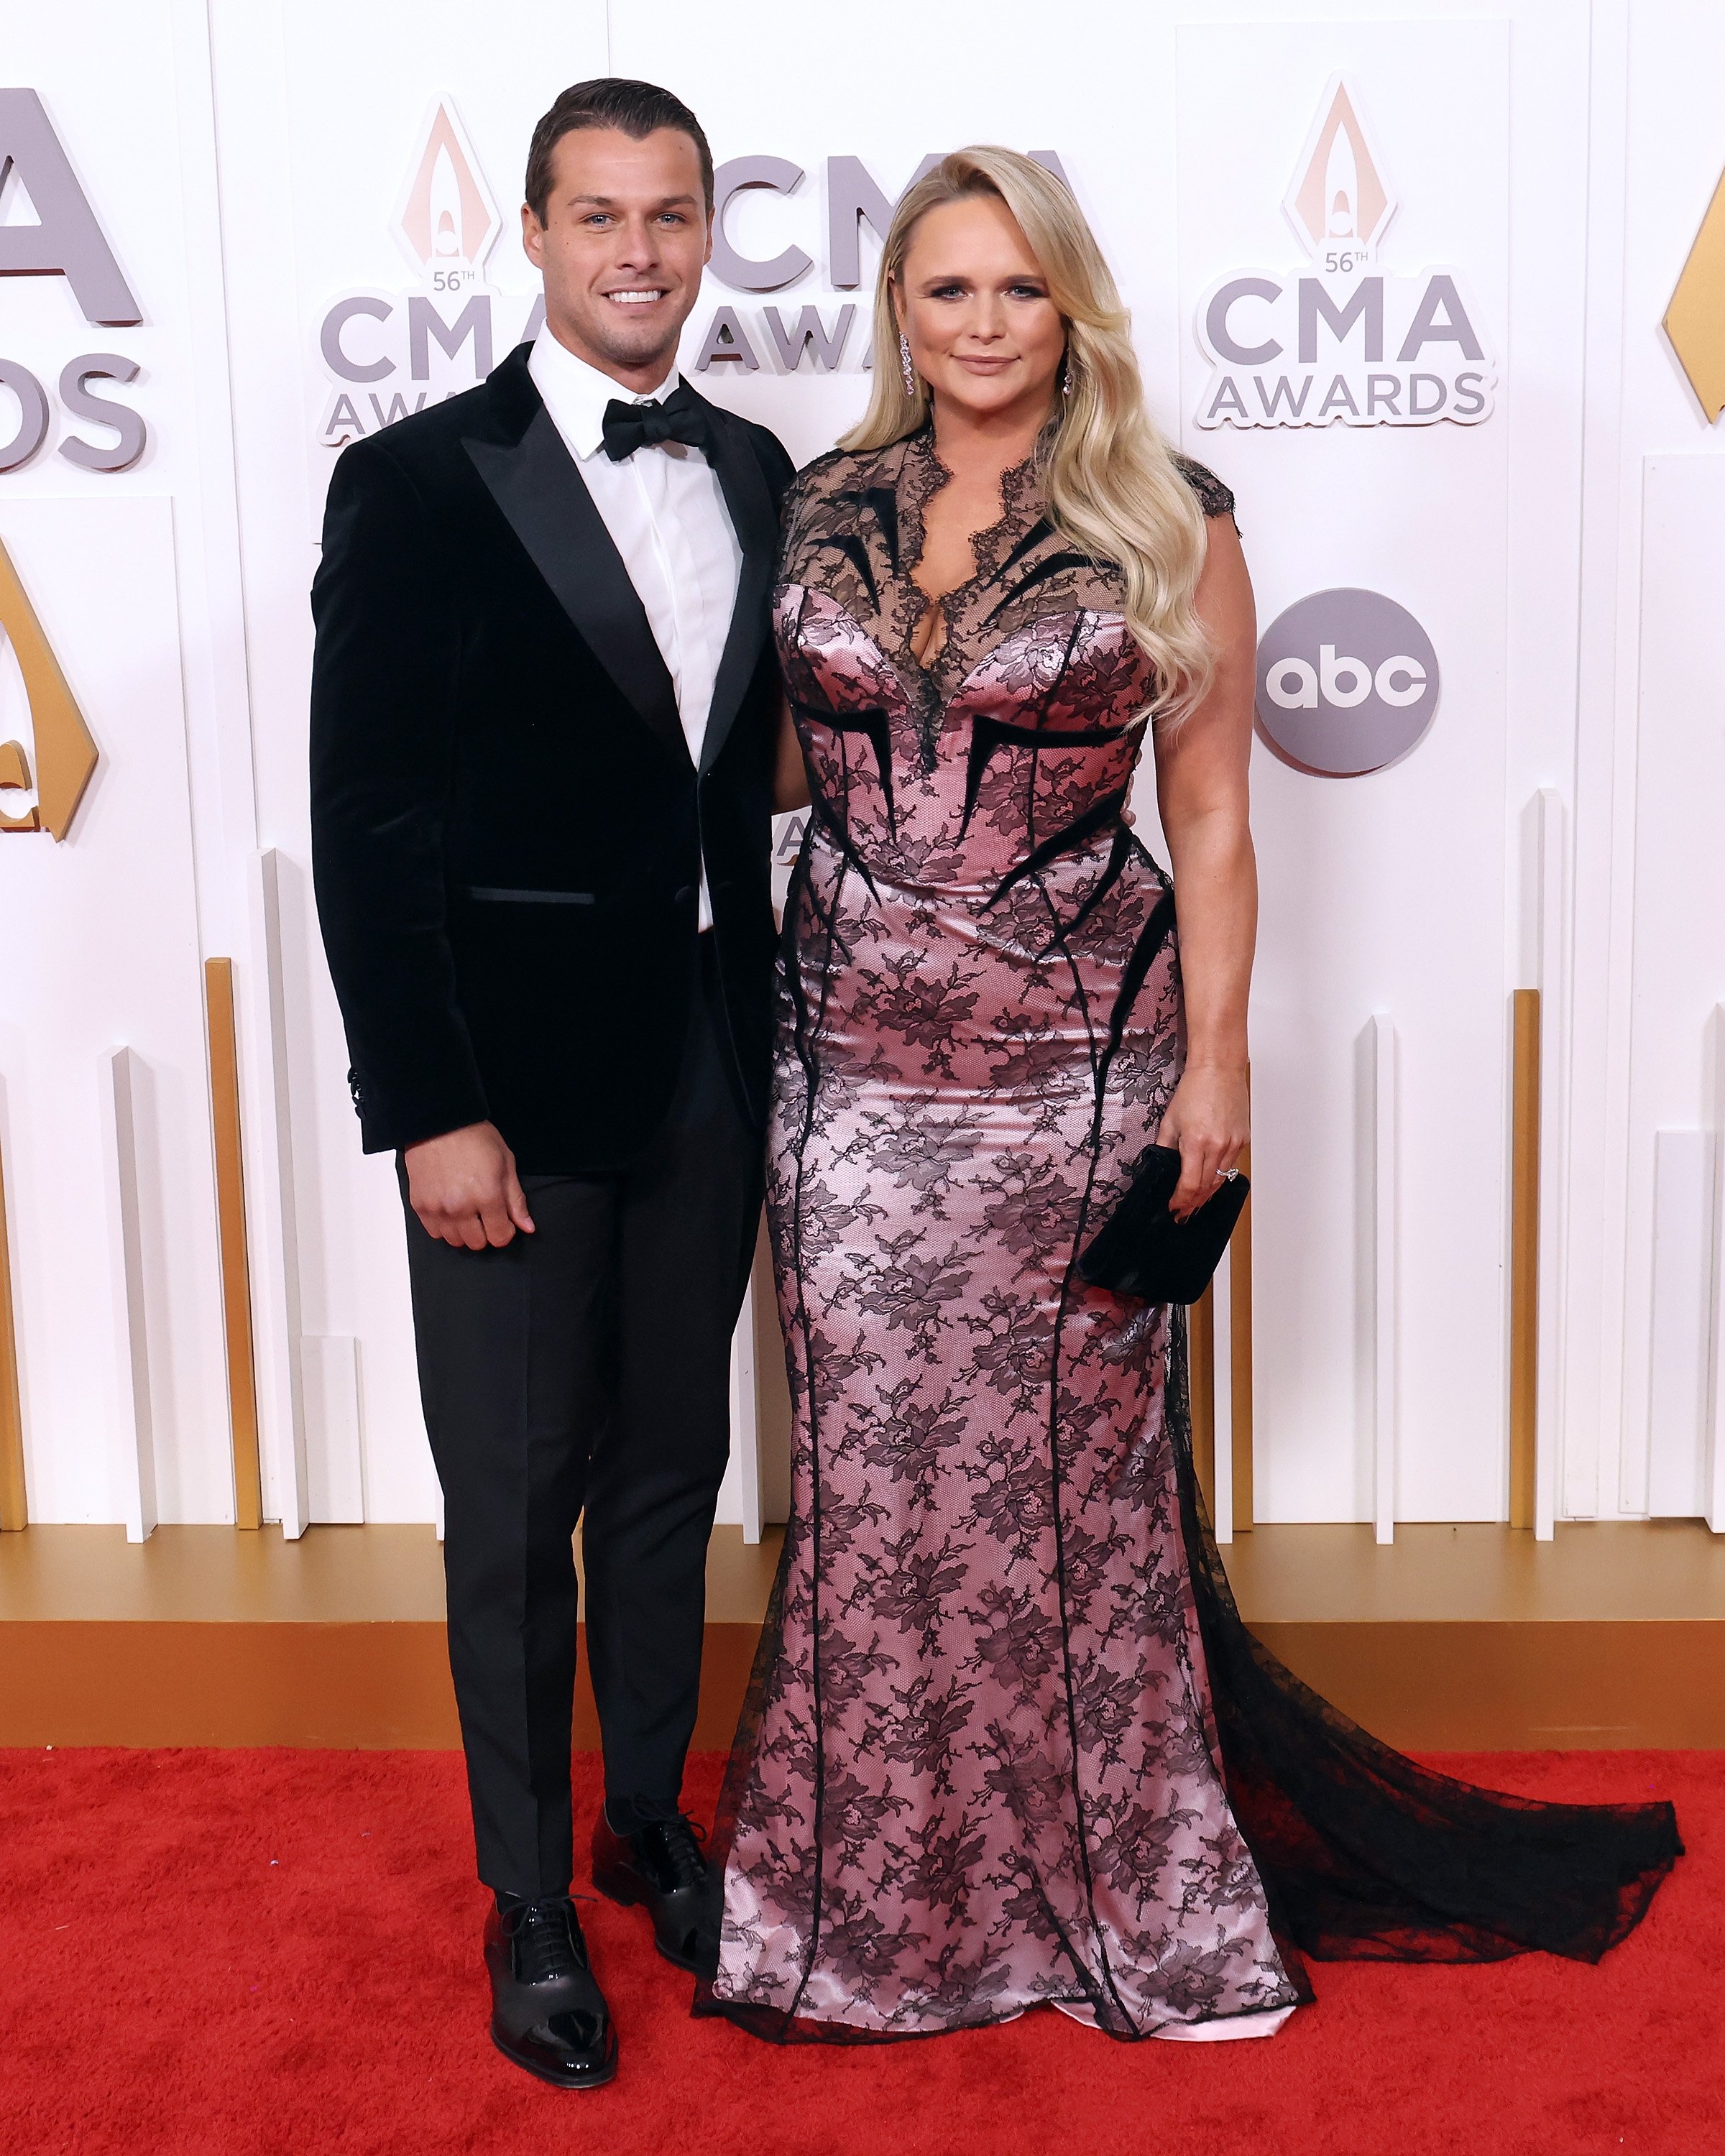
525, 79, 714, 224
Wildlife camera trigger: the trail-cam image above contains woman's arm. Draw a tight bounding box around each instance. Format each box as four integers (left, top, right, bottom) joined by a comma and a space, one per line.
1151, 515, 1258, 1220
772, 687, 810, 812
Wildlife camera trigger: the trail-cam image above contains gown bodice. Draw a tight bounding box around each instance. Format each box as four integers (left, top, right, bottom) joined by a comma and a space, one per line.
773, 428, 1236, 899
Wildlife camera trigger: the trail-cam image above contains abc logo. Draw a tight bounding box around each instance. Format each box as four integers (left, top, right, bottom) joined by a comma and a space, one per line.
1254, 589, 1440, 776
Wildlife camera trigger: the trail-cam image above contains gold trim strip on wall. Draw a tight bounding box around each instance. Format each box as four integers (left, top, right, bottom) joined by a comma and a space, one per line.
205, 959, 262, 1531
0, 1123, 25, 1530
1509, 988, 1541, 1530
1230, 1134, 1254, 1532
1189, 1284, 1216, 1517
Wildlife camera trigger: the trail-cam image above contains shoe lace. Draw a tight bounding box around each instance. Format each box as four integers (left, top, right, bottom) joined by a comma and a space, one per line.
648, 1815, 708, 1895
508, 1898, 585, 1986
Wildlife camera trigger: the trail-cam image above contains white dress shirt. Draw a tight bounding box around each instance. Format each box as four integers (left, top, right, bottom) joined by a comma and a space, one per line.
528, 328, 742, 931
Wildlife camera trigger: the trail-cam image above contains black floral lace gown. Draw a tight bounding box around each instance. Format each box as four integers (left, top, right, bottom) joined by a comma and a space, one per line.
701, 430, 1678, 2045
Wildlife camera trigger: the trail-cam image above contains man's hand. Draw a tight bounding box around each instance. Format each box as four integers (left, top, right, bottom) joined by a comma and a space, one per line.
403, 1122, 535, 1250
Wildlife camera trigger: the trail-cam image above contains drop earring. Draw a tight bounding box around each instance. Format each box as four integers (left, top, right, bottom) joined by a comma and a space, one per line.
1061, 354, 1074, 398
899, 331, 916, 397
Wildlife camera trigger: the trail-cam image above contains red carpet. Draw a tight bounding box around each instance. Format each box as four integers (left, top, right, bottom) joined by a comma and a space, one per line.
0, 1746, 1716, 2156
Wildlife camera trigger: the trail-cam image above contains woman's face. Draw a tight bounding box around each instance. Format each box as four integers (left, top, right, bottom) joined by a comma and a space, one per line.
895, 194, 1066, 429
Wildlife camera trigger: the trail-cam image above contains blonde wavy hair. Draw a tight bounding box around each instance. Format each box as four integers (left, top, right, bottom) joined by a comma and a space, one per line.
843, 147, 1213, 727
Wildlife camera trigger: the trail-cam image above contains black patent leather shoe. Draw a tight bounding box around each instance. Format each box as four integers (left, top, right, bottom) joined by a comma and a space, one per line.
484, 1897, 618, 2091
591, 1809, 721, 1974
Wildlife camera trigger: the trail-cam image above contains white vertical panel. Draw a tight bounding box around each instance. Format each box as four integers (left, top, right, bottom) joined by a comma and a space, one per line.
1210, 1251, 1233, 1547
300, 1332, 364, 1522
732, 1279, 764, 1546
1586, 5, 1725, 1527
1178, 17, 1512, 1525
1501, 0, 1595, 1526
254, 850, 309, 1536
0, 501, 222, 1524
1622, 456, 1725, 1522
101, 1048, 156, 1543
1708, 1010, 1725, 1536
1371, 1015, 1397, 1546
242, 858, 305, 1533
2, 6, 288, 1526
1531, 791, 1567, 1539
1647, 1129, 1715, 1516
1560, 0, 1633, 1526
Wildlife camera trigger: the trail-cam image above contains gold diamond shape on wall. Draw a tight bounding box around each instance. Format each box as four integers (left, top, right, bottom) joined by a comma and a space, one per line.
0, 535, 98, 839
1665, 166, 1725, 423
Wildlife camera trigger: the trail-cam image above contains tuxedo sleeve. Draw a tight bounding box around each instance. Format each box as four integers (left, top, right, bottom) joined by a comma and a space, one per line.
753, 424, 796, 512
309, 440, 489, 1153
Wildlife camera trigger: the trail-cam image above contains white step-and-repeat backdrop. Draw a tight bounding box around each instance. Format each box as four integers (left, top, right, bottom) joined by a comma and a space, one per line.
1, 0, 1722, 1535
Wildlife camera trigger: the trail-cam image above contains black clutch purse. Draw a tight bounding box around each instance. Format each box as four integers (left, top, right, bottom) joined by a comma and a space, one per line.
1075, 1143, 1248, 1305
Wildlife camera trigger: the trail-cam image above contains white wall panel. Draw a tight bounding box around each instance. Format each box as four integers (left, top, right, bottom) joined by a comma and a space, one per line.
101, 1045, 159, 1543
1622, 455, 1725, 1514
1646, 1128, 1715, 1518
300, 1332, 364, 1523
1178, 19, 1511, 1521
1566, 1, 1725, 1523
0, 499, 224, 1521
1, 0, 1720, 1531
1, 6, 282, 1524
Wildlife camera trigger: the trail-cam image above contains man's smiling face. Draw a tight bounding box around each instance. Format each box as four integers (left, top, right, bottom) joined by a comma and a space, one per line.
522, 124, 712, 392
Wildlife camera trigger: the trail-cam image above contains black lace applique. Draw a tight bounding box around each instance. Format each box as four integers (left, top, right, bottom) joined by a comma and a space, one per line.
1171, 452, 1237, 525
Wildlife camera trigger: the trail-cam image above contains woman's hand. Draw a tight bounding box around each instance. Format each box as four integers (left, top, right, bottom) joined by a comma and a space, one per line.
1156, 1064, 1248, 1221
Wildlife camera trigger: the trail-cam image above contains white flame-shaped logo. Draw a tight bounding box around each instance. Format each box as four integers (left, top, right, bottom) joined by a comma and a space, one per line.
1284, 75, 1397, 263
392, 100, 500, 275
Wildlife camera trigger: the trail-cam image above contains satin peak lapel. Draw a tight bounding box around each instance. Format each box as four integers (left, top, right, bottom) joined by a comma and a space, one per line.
699, 410, 778, 775
464, 407, 686, 763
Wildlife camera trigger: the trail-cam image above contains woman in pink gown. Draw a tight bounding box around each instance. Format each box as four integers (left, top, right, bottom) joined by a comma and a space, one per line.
699, 148, 1677, 2045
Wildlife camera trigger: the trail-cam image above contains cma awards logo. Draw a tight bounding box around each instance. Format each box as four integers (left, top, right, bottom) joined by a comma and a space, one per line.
317, 102, 543, 448
1195, 75, 1497, 431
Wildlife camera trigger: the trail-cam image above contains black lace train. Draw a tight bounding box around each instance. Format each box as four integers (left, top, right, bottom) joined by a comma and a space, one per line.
1160, 1323, 1680, 1977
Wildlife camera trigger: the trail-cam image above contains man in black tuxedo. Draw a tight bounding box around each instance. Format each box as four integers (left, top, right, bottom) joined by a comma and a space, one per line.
310, 80, 794, 2088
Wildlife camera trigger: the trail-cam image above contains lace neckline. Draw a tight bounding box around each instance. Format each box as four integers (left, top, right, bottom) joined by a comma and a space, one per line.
895, 424, 1046, 678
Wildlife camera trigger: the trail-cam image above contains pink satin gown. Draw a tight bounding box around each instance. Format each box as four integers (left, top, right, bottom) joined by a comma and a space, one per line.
702, 428, 1678, 2045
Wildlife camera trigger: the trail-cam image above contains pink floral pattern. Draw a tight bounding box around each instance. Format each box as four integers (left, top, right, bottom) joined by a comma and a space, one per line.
711, 430, 1300, 2038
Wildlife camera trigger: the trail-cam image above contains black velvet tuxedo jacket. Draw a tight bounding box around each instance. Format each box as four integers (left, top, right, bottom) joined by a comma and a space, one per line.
309, 345, 794, 1173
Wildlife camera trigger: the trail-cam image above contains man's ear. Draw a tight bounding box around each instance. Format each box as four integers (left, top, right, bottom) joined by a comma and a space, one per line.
703, 210, 714, 270
521, 203, 545, 271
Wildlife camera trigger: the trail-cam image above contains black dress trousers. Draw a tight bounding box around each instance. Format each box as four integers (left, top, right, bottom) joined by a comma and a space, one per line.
400, 939, 760, 1900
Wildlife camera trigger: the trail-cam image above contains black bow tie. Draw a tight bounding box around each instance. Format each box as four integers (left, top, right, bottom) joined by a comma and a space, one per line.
600, 385, 712, 462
